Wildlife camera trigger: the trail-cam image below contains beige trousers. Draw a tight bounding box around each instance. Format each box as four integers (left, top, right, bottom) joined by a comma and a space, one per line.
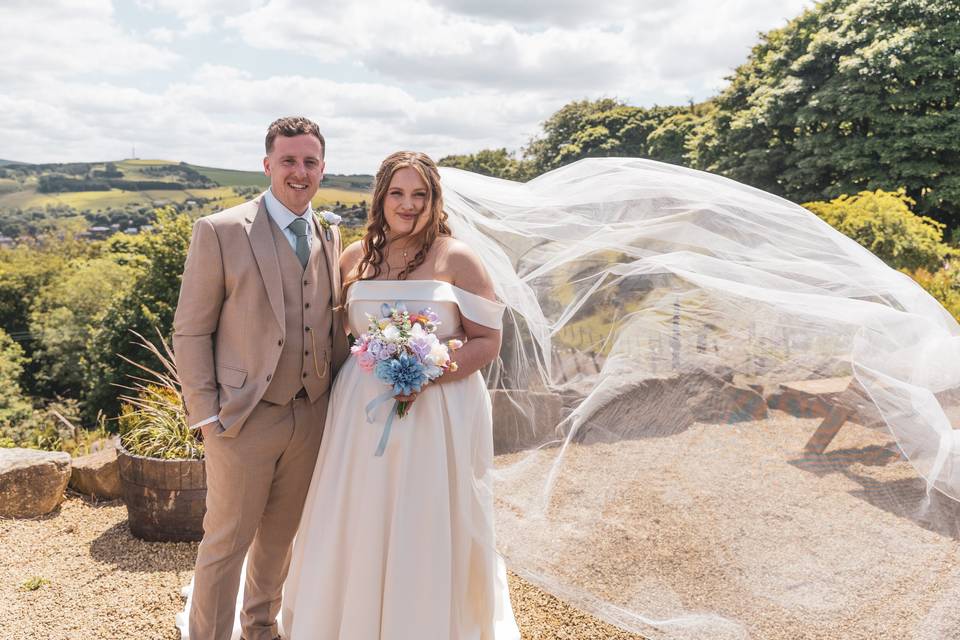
189, 393, 327, 640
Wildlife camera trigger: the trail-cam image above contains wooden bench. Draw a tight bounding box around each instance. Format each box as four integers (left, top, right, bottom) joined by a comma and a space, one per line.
765, 376, 880, 454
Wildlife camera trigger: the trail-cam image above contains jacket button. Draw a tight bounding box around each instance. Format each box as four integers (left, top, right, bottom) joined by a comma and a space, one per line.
303, 280, 309, 286
304, 350, 309, 356
266, 374, 272, 382
305, 303, 310, 309
302, 372, 308, 378
305, 326, 311, 332
278, 339, 283, 346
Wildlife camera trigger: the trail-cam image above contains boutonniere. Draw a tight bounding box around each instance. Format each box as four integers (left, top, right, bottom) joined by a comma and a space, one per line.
315, 210, 342, 241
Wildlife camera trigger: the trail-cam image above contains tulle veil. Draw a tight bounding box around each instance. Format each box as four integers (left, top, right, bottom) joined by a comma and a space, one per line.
439, 158, 960, 639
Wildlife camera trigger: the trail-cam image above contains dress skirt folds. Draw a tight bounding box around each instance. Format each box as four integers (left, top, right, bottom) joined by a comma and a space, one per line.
178, 279, 520, 639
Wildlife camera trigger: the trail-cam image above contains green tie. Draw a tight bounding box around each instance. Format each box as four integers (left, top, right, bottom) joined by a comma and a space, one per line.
288, 218, 310, 269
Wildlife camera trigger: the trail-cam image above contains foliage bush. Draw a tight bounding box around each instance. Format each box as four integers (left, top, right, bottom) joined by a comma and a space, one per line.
905, 264, 960, 322
803, 189, 953, 271
0, 328, 32, 440
84, 209, 192, 421
116, 331, 201, 460
29, 252, 145, 399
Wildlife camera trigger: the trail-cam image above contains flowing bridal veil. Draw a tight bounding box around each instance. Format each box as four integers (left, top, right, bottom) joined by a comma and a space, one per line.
439, 158, 960, 639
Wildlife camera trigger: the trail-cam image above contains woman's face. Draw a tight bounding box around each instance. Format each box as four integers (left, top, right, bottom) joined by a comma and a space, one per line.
383, 166, 430, 237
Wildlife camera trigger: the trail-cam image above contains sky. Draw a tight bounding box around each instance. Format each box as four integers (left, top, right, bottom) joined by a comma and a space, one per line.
0, 0, 814, 175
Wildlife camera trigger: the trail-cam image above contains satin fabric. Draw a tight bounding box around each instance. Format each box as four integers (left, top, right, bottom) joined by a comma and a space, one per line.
179, 280, 520, 639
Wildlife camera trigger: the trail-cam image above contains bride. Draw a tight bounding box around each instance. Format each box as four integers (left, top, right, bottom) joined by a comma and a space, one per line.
179, 151, 520, 639
281, 151, 520, 638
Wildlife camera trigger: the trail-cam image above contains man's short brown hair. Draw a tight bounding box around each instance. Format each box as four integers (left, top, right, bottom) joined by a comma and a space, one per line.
265, 116, 325, 157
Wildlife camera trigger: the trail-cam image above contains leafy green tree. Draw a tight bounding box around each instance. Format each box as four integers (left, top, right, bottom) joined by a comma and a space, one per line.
438, 148, 533, 181
0, 328, 32, 443
29, 250, 145, 399
84, 209, 193, 421
803, 189, 952, 271
692, 0, 960, 227
0, 219, 89, 349
647, 105, 714, 167
524, 99, 687, 174
0, 245, 65, 339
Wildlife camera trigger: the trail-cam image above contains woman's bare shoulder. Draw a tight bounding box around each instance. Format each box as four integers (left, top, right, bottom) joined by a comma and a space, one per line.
340, 238, 364, 277
440, 237, 494, 299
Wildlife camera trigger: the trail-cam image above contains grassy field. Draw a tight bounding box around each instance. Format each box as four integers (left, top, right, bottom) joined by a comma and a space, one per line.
188, 164, 372, 192
188, 164, 268, 188
0, 186, 238, 211
0, 186, 366, 213
0, 159, 370, 214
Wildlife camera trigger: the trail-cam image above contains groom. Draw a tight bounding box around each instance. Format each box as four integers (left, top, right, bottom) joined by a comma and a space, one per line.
173, 116, 348, 640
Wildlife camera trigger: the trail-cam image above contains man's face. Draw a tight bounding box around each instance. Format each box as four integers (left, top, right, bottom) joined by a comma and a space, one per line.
263, 134, 325, 214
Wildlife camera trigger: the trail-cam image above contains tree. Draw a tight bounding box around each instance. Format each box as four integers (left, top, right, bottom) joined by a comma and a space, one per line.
0, 328, 32, 444
647, 104, 714, 167
438, 148, 533, 181
84, 209, 193, 421
692, 0, 960, 227
29, 249, 145, 399
803, 189, 952, 271
524, 99, 687, 174
0, 219, 89, 377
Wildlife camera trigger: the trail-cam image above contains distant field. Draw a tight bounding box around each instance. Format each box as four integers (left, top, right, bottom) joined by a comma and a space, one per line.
189, 164, 371, 193
0, 185, 365, 212
0, 159, 370, 215
313, 187, 367, 207
115, 159, 183, 181
0, 186, 238, 211
189, 164, 269, 188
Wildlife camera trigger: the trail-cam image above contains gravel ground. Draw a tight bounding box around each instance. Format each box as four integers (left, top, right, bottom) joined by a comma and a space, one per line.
494, 410, 960, 640
6, 409, 960, 639
0, 497, 639, 640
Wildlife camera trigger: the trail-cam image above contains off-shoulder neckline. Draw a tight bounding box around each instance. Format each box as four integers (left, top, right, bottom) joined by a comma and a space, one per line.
346, 279, 505, 329
348, 279, 500, 302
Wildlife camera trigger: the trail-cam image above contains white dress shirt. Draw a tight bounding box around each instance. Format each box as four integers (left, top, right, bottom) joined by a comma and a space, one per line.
263, 187, 315, 252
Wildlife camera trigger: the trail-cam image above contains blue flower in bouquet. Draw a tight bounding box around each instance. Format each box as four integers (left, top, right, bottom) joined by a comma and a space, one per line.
375, 353, 427, 396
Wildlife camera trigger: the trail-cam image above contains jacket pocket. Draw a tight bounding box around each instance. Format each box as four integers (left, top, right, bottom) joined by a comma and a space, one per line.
216, 364, 247, 388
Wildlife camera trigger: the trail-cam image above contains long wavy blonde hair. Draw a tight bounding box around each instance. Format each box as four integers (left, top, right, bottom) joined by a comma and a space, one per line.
348, 151, 451, 286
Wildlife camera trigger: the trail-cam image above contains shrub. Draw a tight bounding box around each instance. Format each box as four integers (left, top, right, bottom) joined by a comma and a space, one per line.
904, 264, 960, 323
116, 330, 202, 460
804, 189, 952, 272
0, 328, 31, 441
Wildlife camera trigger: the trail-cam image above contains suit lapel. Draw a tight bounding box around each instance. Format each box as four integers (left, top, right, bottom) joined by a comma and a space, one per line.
312, 214, 340, 308
245, 198, 285, 332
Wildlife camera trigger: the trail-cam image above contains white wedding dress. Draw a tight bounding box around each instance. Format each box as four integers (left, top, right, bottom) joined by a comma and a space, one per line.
178, 279, 520, 640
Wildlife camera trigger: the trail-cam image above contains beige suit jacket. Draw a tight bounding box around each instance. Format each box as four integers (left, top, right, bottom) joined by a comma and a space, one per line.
172, 195, 349, 436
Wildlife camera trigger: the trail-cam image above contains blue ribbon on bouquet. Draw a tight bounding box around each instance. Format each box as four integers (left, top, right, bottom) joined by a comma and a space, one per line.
366, 390, 399, 457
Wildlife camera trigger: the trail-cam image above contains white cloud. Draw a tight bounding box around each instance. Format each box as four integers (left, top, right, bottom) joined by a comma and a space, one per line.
0, 65, 552, 173
136, 0, 253, 35
426, 0, 636, 27
0, 0, 177, 83
0, 0, 816, 171
224, 0, 639, 92
147, 27, 178, 43
220, 0, 814, 101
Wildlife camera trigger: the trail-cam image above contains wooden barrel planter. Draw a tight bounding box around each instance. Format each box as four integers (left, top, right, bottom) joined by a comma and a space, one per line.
116, 446, 206, 542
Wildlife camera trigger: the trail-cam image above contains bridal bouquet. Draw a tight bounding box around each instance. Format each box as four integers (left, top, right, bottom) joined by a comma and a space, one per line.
352, 302, 462, 455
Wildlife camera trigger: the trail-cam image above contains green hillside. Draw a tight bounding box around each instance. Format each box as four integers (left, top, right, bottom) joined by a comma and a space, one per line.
0, 159, 371, 238
188, 164, 269, 188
